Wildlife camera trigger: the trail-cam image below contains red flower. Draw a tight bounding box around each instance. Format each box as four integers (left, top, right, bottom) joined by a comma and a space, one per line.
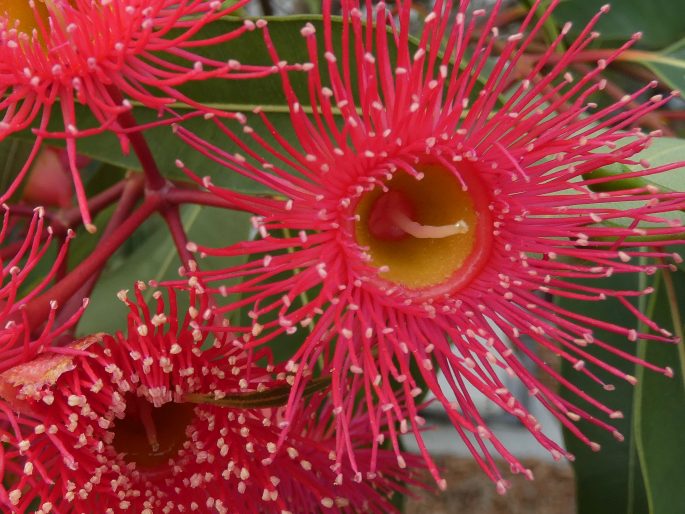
0, 284, 421, 512
0, 206, 84, 373
0, 0, 269, 229
175, 0, 685, 491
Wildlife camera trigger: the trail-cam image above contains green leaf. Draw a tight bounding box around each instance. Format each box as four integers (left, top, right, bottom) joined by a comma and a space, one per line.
41, 110, 292, 194
558, 273, 649, 514
585, 137, 685, 195
185, 375, 332, 409
583, 137, 685, 239
76, 205, 251, 336
628, 39, 685, 93
553, 0, 685, 50
631, 137, 685, 193
634, 262, 685, 514
0, 138, 34, 196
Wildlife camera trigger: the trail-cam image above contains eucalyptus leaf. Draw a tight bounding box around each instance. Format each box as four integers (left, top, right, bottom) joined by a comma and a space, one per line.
631, 137, 685, 194
77, 206, 251, 336
585, 137, 685, 195
558, 273, 648, 514
185, 376, 331, 409
633, 38, 685, 93
553, 0, 685, 50
583, 137, 685, 236
634, 263, 685, 514
0, 138, 35, 196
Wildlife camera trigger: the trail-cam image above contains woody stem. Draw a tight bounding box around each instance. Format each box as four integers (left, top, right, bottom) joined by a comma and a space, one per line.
161, 206, 195, 267
56, 174, 145, 327
106, 86, 167, 192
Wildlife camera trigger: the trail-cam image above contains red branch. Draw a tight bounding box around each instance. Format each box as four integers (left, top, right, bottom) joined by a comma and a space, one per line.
55, 174, 146, 327
106, 86, 168, 191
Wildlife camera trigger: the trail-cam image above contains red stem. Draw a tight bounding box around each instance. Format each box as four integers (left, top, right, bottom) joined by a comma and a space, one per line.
101, 175, 146, 240
55, 175, 145, 327
106, 86, 167, 191
161, 206, 195, 267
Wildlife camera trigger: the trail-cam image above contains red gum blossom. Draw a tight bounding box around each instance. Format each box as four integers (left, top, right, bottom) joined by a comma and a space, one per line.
0, 285, 425, 512
173, 0, 684, 492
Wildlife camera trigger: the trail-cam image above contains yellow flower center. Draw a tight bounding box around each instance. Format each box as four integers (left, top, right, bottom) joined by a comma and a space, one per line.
112, 394, 196, 470
354, 163, 492, 294
0, 0, 49, 33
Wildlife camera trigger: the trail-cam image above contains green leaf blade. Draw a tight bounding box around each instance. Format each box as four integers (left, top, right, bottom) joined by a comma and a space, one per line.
634, 262, 685, 514
558, 272, 649, 514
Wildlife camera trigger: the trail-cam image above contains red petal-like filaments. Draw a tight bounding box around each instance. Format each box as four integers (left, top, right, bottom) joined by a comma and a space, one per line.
0, 206, 84, 373
0, 284, 423, 512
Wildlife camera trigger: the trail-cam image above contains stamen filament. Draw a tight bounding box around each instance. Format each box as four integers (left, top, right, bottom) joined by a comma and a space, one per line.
43, 0, 66, 29
136, 397, 160, 453
390, 210, 469, 239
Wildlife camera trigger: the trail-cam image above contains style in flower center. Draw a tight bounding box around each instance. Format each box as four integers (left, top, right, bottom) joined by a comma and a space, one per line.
112, 394, 196, 469
355, 164, 492, 292
0, 0, 50, 33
